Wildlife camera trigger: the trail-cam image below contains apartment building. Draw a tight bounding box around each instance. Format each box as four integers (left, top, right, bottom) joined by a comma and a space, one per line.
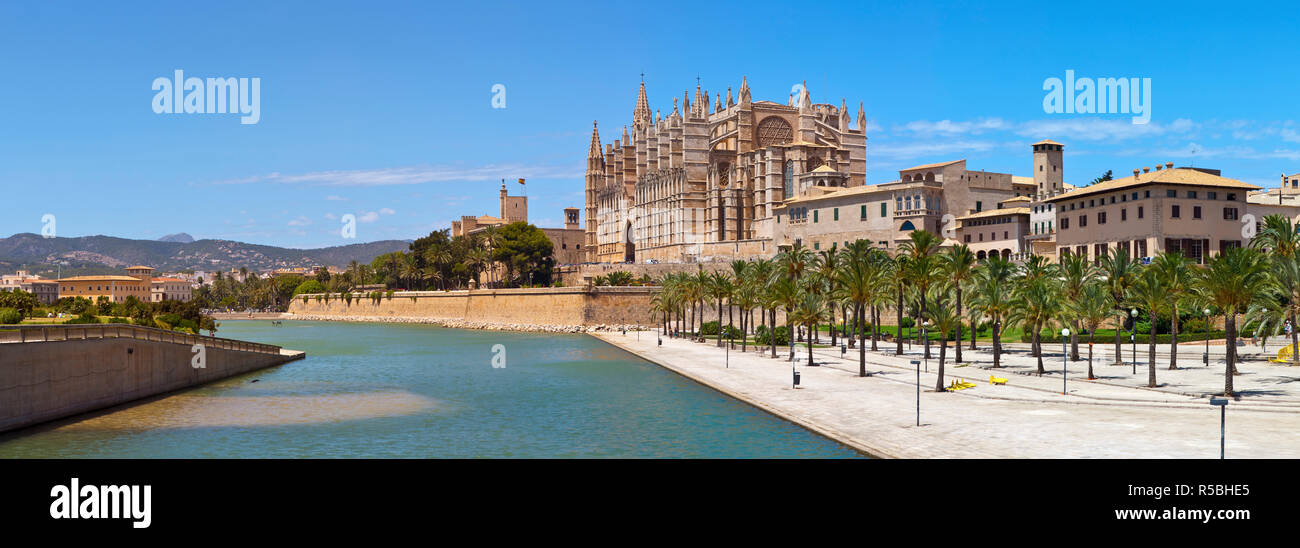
1047, 164, 1260, 264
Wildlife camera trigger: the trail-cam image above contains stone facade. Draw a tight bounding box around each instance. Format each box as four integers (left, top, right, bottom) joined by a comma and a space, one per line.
585, 77, 869, 264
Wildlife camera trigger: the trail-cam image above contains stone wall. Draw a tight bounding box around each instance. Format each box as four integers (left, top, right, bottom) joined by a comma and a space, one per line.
0, 326, 302, 433
288, 287, 666, 327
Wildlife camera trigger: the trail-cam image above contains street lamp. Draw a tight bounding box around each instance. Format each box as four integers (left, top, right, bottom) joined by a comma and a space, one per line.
1210, 397, 1229, 459
1130, 308, 1139, 374
1204, 308, 1212, 366
1061, 328, 1071, 395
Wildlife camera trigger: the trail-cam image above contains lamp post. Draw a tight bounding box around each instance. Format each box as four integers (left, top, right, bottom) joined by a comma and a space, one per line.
1061, 328, 1071, 395
1130, 308, 1139, 375
1204, 308, 1211, 366
1210, 397, 1228, 459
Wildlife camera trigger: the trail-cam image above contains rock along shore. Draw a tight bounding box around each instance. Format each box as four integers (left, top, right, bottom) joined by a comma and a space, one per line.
280, 313, 644, 334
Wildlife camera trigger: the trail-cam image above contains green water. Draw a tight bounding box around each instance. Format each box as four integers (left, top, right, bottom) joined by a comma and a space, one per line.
0, 321, 862, 458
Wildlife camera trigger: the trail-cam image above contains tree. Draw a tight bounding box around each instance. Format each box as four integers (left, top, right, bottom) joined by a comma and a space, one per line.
970, 256, 1016, 367
1252, 214, 1300, 364
899, 230, 943, 359
492, 222, 556, 287
1057, 253, 1095, 361
926, 284, 962, 391
708, 271, 733, 348
1193, 247, 1269, 396
1071, 282, 1114, 380
1152, 251, 1193, 369
1008, 276, 1062, 375
1090, 170, 1114, 185
1099, 247, 1138, 364
1127, 265, 1168, 388
941, 244, 977, 364
836, 246, 875, 377
790, 289, 830, 367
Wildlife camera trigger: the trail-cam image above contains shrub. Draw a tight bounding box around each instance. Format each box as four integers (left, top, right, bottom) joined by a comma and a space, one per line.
754, 325, 791, 346
292, 280, 325, 297
700, 321, 721, 336
108, 316, 129, 324
0, 308, 21, 325
64, 312, 100, 325
899, 317, 915, 329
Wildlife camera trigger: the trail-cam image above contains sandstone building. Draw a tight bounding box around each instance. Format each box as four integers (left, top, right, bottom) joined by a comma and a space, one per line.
585, 77, 869, 263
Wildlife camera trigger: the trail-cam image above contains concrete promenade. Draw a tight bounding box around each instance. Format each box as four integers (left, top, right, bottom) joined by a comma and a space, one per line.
594, 331, 1300, 458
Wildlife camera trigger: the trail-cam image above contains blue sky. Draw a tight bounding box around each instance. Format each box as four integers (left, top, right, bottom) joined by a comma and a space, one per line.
1, 1, 1296, 249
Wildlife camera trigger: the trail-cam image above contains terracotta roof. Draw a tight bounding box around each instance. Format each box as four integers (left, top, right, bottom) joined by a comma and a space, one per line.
956, 207, 1031, 221
1032, 139, 1064, 146
57, 275, 148, 282
901, 159, 963, 172
1044, 168, 1260, 203
778, 184, 890, 206
1000, 196, 1032, 203
1011, 176, 1035, 186
811, 165, 838, 173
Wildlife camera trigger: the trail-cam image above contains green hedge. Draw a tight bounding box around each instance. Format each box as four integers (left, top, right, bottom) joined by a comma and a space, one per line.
1024, 331, 1227, 344
0, 308, 21, 325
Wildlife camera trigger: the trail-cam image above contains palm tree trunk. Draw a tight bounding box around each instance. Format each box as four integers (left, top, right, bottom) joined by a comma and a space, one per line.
806, 322, 814, 366
1088, 335, 1096, 379
1225, 314, 1236, 396
1148, 312, 1158, 388
895, 290, 904, 355
1114, 313, 1124, 364
1071, 320, 1080, 361
935, 333, 947, 391
1169, 305, 1179, 370
1292, 311, 1299, 366
970, 315, 977, 350
740, 308, 747, 352
716, 298, 724, 347
955, 287, 964, 363
770, 308, 778, 358
992, 317, 1002, 368
1035, 331, 1044, 375
871, 305, 879, 351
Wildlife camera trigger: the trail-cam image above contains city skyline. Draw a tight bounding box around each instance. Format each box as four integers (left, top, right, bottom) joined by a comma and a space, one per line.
1, 1, 1296, 249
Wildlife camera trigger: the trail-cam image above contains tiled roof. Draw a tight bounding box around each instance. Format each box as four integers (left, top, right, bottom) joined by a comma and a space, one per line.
901, 159, 963, 171
956, 207, 1031, 221
1044, 168, 1259, 203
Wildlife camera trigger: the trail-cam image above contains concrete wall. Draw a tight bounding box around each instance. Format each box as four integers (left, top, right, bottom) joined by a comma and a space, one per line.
0, 326, 302, 433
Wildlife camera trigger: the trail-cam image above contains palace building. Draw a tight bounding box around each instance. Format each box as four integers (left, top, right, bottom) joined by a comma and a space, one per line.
585, 77, 869, 263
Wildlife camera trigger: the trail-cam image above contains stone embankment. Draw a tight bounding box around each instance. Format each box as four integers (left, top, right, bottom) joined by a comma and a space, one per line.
286, 313, 646, 334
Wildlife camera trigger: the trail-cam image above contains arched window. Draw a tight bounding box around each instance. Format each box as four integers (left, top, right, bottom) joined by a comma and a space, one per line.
783, 160, 794, 198
900, 221, 916, 231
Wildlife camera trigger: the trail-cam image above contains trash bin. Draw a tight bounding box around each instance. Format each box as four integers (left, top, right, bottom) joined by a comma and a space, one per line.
793, 371, 801, 386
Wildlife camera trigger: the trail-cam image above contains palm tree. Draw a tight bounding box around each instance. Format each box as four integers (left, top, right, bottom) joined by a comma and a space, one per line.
1152, 251, 1193, 369
1193, 247, 1270, 396
1127, 265, 1168, 388
1008, 276, 1062, 375
899, 230, 944, 359
400, 254, 421, 290
789, 289, 830, 367
836, 246, 874, 377
890, 255, 912, 355
1058, 253, 1096, 361
1071, 282, 1114, 380
927, 283, 963, 391
815, 249, 840, 346
1253, 214, 1300, 365
1099, 248, 1138, 364
708, 271, 733, 347
942, 244, 977, 364
970, 255, 1016, 367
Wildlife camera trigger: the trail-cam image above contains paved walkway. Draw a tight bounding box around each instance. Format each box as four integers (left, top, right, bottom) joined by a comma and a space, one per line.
594, 331, 1300, 458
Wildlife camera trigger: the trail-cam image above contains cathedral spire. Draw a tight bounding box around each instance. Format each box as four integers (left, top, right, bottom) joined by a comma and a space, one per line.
621, 125, 629, 144
726, 87, 734, 108
857, 101, 867, 131
799, 80, 811, 111
633, 80, 651, 127
739, 76, 751, 105
587, 120, 602, 159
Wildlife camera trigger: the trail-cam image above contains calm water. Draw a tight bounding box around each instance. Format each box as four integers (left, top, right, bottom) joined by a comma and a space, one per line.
0, 321, 862, 458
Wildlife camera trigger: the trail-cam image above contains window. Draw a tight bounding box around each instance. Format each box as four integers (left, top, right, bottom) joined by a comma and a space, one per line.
814, 242, 819, 250
1224, 207, 1239, 220
1171, 205, 1181, 218
1098, 211, 1107, 224
860, 205, 866, 219
1110, 196, 1116, 204
1079, 215, 1087, 227
1121, 194, 1127, 202
814, 210, 819, 223
1145, 191, 1151, 198
1062, 217, 1069, 229
1121, 208, 1127, 221
1188, 191, 1198, 199
1208, 191, 1218, 200
896, 197, 903, 212
1227, 193, 1237, 201
1138, 206, 1145, 219
964, 235, 971, 243
1167, 190, 1176, 198
975, 201, 983, 212
1132, 192, 1138, 200
1193, 206, 1202, 219
881, 203, 887, 217
833, 208, 838, 221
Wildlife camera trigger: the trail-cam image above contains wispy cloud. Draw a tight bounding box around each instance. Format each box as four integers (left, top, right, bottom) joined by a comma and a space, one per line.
207, 163, 583, 187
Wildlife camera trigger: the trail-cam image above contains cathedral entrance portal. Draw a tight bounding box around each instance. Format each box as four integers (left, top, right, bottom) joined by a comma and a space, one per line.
624, 220, 635, 263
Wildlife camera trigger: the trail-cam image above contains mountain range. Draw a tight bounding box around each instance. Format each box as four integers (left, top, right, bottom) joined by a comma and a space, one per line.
0, 233, 411, 276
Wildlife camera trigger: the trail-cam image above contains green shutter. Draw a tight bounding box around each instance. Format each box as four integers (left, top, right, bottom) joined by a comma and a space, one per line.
814, 210, 819, 223
881, 203, 887, 217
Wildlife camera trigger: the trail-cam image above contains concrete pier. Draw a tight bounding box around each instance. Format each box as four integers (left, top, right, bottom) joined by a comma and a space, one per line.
0, 324, 304, 433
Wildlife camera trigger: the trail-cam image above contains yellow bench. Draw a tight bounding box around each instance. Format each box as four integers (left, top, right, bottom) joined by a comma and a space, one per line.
1270, 344, 1299, 364
989, 375, 1008, 385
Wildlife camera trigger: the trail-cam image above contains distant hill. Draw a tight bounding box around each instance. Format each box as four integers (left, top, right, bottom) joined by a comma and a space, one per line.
0, 233, 411, 275
158, 232, 195, 243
